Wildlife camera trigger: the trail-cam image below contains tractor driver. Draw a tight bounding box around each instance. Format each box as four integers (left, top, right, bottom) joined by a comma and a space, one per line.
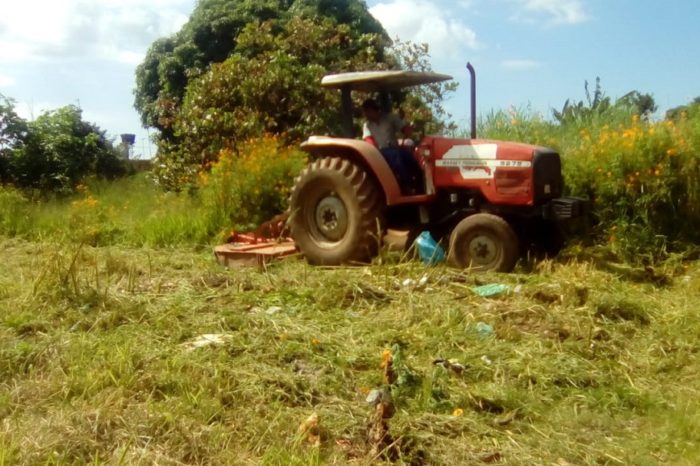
361, 98, 421, 193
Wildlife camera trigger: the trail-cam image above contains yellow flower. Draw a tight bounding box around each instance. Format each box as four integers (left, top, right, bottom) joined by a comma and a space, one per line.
453, 408, 464, 417
380, 349, 392, 368
666, 148, 677, 156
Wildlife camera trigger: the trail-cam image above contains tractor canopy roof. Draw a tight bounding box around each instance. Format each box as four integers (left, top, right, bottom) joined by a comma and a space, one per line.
321, 70, 453, 92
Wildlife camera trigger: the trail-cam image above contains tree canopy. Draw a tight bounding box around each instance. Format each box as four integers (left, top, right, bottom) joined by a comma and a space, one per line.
151, 16, 389, 189
135, 0, 461, 190
134, 0, 386, 136
0, 96, 125, 193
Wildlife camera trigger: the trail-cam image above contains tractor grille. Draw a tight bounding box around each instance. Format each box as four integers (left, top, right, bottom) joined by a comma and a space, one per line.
548, 197, 588, 220
532, 149, 563, 203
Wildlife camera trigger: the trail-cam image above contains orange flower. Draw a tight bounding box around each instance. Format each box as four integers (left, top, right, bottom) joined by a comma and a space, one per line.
380, 349, 392, 368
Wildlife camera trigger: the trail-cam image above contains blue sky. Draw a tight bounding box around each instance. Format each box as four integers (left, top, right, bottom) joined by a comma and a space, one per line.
368, 0, 700, 127
1, 0, 699, 157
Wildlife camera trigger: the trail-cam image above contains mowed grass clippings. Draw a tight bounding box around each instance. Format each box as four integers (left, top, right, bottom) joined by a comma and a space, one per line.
0, 237, 699, 465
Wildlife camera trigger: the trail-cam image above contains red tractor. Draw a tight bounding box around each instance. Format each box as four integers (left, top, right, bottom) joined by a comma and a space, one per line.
288, 64, 586, 272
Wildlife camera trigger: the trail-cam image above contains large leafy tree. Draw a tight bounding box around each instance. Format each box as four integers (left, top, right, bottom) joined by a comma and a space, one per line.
1, 100, 125, 193
0, 95, 29, 182
134, 0, 386, 137
138, 0, 459, 191
152, 16, 387, 189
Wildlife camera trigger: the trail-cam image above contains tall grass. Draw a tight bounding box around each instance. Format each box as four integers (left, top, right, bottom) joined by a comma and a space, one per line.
0, 135, 307, 248
0, 174, 211, 247
479, 106, 700, 262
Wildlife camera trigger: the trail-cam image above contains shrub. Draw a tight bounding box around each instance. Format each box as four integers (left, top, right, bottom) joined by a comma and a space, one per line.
564, 113, 700, 258
1, 101, 127, 194
199, 135, 307, 238
482, 105, 700, 261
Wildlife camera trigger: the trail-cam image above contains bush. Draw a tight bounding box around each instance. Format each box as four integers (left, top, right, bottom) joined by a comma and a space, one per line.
0, 187, 32, 236
199, 135, 307, 238
481, 105, 700, 262
1, 101, 127, 194
14, 106, 126, 193
564, 113, 700, 259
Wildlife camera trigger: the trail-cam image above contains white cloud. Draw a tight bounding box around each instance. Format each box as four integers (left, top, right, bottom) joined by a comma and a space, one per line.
370, 0, 478, 63
13, 101, 55, 121
0, 0, 191, 64
0, 74, 16, 87
513, 0, 588, 25
501, 59, 542, 70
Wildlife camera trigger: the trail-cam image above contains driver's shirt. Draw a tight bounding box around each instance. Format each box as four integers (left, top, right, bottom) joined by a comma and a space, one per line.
362, 113, 406, 149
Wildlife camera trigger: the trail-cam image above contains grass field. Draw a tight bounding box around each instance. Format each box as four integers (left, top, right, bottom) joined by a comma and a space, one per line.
2, 109, 700, 464
1, 235, 698, 465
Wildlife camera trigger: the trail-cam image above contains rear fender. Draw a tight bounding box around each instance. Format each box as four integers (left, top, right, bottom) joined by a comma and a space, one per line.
300, 136, 402, 205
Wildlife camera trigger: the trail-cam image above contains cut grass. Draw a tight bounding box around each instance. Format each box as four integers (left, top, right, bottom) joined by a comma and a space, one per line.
1, 237, 699, 465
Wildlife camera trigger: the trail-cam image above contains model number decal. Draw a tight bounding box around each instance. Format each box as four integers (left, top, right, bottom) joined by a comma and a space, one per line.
436, 159, 532, 168
438, 144, 531, 180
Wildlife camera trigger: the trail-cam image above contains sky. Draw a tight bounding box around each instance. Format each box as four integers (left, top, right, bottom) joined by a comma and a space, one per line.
1, 0, 699, 158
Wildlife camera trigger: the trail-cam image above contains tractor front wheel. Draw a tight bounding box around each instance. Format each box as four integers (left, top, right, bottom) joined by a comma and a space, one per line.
448, 213, 519, 272
289, 157, 384, 265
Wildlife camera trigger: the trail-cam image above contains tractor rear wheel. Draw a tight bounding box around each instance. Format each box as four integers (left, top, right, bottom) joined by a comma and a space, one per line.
289, 157, 384, 265
448, 213, 519, 272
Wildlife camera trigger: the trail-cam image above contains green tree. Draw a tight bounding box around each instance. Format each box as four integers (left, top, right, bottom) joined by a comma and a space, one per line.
553, 77, 611, 124
134, 0, 386, 136
666, 96, 700, 120
152, 16, 388, 189
9, 106, 125, 193
387, 39, 459, 136
616, 90, 658, 117
554, 78, 660, 125
0, 94, 29, 182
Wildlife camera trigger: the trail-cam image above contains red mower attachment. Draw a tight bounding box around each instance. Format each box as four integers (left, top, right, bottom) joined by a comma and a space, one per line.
214, 213, 297, 267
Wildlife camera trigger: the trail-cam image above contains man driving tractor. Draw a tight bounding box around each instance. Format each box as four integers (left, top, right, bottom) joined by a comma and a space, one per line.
361, 98, 421, 193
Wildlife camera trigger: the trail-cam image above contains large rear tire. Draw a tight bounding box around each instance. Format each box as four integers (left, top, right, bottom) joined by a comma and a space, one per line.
447, 213, 519, 272
289, 157, 384, 265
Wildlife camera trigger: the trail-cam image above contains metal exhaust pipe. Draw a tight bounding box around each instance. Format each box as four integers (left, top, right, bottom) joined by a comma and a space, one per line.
467, 62, 476, 139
